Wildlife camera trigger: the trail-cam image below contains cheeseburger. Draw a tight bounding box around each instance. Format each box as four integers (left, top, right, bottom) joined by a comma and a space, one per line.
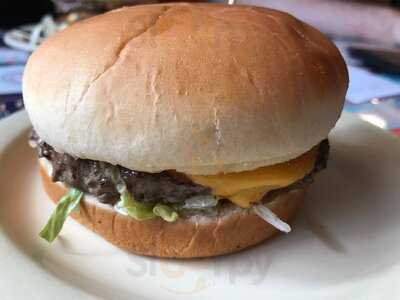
23, 3, 348, 258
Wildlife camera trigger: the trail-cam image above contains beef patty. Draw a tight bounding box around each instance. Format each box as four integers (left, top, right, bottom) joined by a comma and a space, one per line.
30, 131, 329, 206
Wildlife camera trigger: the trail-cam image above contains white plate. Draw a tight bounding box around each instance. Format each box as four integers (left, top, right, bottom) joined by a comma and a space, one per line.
1, 111, 400, 300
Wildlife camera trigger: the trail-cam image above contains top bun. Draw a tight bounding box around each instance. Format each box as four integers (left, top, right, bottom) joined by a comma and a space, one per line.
23, 3, 348, 175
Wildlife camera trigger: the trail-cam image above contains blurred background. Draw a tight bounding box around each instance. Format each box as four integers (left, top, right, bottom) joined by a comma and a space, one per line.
0, 0, 400, 135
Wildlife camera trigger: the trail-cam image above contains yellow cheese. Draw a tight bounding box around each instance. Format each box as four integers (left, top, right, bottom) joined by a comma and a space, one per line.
228, 187, 272, 208
188, 147, 318, 208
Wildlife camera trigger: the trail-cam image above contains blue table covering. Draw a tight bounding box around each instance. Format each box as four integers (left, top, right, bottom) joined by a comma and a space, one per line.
0, 32, 27, 119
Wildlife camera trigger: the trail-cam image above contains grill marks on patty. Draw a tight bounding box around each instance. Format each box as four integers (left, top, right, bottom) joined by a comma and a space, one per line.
29, 131, 329, 205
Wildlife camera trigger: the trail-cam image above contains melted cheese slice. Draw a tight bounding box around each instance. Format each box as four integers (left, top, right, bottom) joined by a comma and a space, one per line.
187, 147, 318, 208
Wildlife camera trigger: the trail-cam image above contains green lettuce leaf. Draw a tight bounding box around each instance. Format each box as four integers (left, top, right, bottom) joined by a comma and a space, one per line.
153, 204, 178, 222
39, 188, 83, 243
119, 191, 156, 220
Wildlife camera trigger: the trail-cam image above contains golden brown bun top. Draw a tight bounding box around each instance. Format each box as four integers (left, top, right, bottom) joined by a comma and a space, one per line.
23, 3, 348, 174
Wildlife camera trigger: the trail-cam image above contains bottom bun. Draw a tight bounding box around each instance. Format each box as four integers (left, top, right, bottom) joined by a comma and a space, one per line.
40, 163, 306, 258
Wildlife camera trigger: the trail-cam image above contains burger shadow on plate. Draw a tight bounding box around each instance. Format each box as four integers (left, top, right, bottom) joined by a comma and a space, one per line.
0, 129, 39, 252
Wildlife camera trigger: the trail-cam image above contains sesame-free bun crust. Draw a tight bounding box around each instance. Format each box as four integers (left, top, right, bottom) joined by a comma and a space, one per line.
24, 3, 348, 175
40, 161, 305, 258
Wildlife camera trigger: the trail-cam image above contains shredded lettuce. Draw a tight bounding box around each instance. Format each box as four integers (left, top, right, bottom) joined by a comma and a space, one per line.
39, 188, 83, 243
119, 191, 156, 220
116, 191, 179, 222
110, 168, 156, 220
153, 204, 179, 222
110, 166, 126, 194
181, 195, 219, 210
106, 167, 180, 222
40, 174, 179, 244
252, 204, 291, 233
